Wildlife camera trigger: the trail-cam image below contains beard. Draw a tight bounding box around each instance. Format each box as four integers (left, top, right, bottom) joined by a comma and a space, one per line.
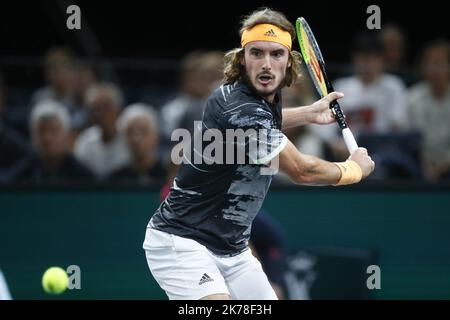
243, 74, 285, 101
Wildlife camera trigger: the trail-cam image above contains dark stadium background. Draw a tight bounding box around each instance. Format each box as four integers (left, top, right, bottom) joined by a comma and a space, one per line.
1, 1, 448, 84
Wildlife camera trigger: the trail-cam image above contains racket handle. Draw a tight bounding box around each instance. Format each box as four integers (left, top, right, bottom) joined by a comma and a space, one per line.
330, 100, 359, 153
342, 128, 358, 154
330, 100, 347, 129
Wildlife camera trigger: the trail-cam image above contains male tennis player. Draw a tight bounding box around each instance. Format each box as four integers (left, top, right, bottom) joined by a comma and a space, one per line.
143, 8, 375, 300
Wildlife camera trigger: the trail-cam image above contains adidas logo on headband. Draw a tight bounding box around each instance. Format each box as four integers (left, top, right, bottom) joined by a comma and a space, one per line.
264, 29, 277, 37
241, 24, 292, 50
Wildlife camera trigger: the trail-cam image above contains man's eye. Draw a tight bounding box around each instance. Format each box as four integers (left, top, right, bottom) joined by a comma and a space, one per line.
272, 52, 283, 58
251, 50, 261, 57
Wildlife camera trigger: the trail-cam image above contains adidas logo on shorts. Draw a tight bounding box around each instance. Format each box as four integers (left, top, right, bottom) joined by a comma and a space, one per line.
198, 273, 214, 285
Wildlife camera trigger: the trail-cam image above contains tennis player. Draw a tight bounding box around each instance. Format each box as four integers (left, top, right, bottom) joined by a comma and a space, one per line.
143, 8, 375, 300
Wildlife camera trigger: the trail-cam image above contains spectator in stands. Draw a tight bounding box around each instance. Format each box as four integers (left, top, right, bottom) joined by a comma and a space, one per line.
74, 62, 98, 104
31, 47, 75, 107
31, 47, 92, 132
0, 73, 31, 183
110, 103, 166, 185
409, 40, 450, 182
13, 101, 92, 183
71, 60, 99, 132
334, 32, 408, 135
379, 24, 416, 86
74, 82, 129, 179
324, 32, 408, 161
160, 51, 223, 145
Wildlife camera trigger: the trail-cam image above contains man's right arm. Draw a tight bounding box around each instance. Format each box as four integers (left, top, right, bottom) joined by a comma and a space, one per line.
279, 139, 374, 186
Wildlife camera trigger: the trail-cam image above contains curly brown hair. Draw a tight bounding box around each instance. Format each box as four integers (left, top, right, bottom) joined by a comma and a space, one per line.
223, 8, 302, 87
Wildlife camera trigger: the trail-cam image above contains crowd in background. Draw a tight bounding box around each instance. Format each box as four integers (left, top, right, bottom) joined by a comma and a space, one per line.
0, 27, 449, 186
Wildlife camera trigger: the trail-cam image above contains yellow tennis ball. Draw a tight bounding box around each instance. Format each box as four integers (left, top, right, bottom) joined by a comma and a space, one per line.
42, 267, 69, 295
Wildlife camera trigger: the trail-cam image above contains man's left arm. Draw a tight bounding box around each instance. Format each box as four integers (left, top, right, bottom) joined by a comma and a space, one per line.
282, 92, 344, 129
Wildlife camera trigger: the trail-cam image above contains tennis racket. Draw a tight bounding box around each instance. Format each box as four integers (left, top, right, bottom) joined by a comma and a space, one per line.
296, 17, 358, 154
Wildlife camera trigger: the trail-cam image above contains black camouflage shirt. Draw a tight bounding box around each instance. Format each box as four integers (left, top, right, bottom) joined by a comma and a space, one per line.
149, 81, 287, 256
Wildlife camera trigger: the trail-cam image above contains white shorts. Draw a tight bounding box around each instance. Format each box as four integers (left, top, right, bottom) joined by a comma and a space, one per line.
143, 227, 278, 300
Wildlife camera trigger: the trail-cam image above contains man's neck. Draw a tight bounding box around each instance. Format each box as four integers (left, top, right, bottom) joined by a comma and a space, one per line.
264, 93, 276, 104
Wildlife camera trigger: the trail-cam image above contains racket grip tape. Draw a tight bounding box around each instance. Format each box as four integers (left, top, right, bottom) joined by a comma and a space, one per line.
330, 100, 347, 129
342, 128, 358, 154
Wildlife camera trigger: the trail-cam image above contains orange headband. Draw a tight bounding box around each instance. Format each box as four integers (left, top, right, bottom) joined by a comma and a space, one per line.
241, 24, 292, 50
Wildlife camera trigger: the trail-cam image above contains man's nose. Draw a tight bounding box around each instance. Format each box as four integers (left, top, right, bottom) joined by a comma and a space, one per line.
262, 54, 272, 70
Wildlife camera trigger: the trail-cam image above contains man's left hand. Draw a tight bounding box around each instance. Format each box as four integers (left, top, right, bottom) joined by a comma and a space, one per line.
309, 92, 344, 125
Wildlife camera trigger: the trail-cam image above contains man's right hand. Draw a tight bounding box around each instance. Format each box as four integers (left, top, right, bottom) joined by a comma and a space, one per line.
349, 148, 375, 178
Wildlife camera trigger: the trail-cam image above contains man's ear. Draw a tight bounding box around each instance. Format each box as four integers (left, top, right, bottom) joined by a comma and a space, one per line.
240, 50, 246, 66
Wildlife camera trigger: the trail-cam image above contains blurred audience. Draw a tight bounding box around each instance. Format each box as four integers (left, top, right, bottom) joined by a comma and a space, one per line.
71, 60, 99, 132
408, 39, 450, 182
0, 73, 31, 182
31, 47, 76, 107
110, 103, 166, 185
74, 82, 129, 179
13, 101, 92, 183
379, 24, 417, 86
2, 31, 450, 185
333, 32, 408, 137
160, 51, 223, 145
73, 61, 99, 108
323, 32, 409, 168
31, 47, 96, 134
